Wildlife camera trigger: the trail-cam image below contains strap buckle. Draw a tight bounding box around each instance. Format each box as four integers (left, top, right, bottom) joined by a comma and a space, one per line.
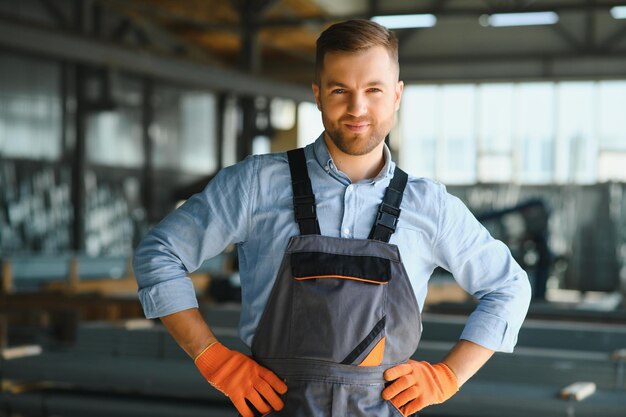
293, 195, 317, 220
294, 195, 315, 205
376, 210, 398, 231
375, 203, 400, 231
294, 204, 317, 220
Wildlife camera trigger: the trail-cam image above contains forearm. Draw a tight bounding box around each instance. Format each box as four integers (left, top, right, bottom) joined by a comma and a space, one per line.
442, 339, 494, 386
160, 308, 218, 359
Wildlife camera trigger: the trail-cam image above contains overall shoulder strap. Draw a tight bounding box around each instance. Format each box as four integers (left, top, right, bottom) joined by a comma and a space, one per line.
287, 148, 321, 235
368, 166, 408, 242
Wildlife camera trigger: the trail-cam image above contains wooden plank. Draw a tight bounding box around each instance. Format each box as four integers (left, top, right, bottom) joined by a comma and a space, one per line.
126, 258, 135, 279
611, 348, 626, 361
2, 380, 55, 394
424, 279, 469, 305
41, 274, 209, 296
0, 293, 145, 321
68, 257, 80, 293
123, 319, 155, 331
560, 382, 596, 401
1, 344, 43, 360
1, 260, 12, 295
0, 314, 7, 349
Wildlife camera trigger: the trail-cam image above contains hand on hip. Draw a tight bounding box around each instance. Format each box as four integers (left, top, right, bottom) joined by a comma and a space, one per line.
382, 360, 458, 416
195, 342, 288, 417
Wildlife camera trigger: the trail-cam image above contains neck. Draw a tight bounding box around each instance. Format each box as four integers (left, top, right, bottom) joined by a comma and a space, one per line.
323, 133, 386, 183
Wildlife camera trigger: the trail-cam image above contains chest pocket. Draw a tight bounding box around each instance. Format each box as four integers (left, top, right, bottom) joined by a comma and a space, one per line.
289, 251, 390, 364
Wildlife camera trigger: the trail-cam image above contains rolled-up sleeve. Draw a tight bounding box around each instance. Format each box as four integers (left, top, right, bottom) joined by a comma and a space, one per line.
432, 185, 531, 353
132, 156, 256, 319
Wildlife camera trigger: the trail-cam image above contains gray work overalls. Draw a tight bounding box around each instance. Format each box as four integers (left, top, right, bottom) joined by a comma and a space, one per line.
250, 148, 421, 417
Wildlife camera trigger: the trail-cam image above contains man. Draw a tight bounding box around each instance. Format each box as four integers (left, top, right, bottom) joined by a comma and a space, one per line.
133, 19, 531, 417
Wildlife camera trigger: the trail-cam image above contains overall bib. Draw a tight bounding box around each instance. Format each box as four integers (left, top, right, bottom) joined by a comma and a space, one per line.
250, 148, 422, 417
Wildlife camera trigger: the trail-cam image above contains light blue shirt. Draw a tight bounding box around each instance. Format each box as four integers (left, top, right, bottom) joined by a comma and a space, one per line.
133, 135, 531, 353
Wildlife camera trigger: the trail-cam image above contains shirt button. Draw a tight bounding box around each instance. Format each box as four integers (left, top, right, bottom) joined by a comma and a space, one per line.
346, 185, 353, 191
343, 228, 350, 235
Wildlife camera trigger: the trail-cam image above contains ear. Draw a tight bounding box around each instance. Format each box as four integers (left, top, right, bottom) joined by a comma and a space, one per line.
312, 83, 322, 111
394, 80, 404, 112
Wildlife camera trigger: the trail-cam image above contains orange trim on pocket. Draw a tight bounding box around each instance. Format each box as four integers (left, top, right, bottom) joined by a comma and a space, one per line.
358, 337, 386, 367
294, 275, 388, 285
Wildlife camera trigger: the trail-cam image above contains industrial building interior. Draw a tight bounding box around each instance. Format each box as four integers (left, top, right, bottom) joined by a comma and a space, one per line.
1, 0, 626, 416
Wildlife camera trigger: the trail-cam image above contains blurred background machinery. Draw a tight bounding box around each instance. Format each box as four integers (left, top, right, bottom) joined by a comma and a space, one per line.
1, 0, 626, 416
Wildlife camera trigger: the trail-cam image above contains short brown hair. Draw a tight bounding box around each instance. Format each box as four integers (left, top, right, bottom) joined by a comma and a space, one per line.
315, 19, 399, 83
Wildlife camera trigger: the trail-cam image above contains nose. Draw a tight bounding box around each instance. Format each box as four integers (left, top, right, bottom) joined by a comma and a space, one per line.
347, 92, 367, 117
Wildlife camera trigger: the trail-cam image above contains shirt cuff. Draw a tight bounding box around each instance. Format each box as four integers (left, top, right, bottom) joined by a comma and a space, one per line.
138, 277, 199, 319
459, 310, 513, 353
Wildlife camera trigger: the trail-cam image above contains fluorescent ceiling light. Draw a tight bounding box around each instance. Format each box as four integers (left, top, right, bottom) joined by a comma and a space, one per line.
610, 6, 626, 19
371, 14, 437, 29
480, 11, 559, 27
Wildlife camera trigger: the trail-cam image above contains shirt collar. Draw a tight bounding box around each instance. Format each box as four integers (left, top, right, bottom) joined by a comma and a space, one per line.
312, 133, 396, 184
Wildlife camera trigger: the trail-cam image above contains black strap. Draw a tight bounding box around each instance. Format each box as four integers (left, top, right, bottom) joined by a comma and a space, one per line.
287, 148, 321, 235
368, 167, 408, 243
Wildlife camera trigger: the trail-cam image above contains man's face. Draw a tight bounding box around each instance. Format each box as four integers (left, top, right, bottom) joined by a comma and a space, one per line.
312, 46, 404, 156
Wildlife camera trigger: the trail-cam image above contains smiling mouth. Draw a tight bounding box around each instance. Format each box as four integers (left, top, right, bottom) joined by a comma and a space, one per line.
344, 123, 370, 132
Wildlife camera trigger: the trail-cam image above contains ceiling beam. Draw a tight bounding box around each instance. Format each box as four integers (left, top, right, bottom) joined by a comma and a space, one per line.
266, 55, 626, 83
263, 47, 626, 82
550, 23, 584, 51
37, 0, 70, 29
600, 24, 626, 49
259, 1, 622, 27
0, 15, 313, 102
397, 0, 450, 54
586, 0, 597, 48
110, 17, 133, 41
93, 1, 622, 34
399, 50, 626, 65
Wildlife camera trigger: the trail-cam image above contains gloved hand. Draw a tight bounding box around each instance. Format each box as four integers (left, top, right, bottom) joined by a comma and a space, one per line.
381, 360, 458, 416
194, 342, 288, 417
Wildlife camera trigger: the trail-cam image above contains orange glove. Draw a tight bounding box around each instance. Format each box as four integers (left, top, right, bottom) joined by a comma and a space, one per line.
194, 342, 288, 417
382, 360, 458, 416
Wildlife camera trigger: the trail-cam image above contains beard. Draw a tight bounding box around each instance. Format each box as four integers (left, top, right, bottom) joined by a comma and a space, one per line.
324, 120, 388, 156
322, 114, 395, 156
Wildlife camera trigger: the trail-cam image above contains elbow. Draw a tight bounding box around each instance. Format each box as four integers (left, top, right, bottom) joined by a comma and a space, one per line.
521, 269, 532, 300
132, 238, 154, 290
516, 269, 532, 318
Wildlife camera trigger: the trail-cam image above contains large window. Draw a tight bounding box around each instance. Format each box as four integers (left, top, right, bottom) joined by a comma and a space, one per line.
0, 54, 62, 160
399, 86, 438, 179
86, 82, 219, 174
86, 75, 144, 168
517, 83, 554, 184
598, 81, 626, 182
399, 81, 626, 184
440, 85, 476, 183
153, 88, 218, 174
87, 109, 144, 168
478, 84, 514, 182
297, 102, 324, 148
556, 82, 596, 183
